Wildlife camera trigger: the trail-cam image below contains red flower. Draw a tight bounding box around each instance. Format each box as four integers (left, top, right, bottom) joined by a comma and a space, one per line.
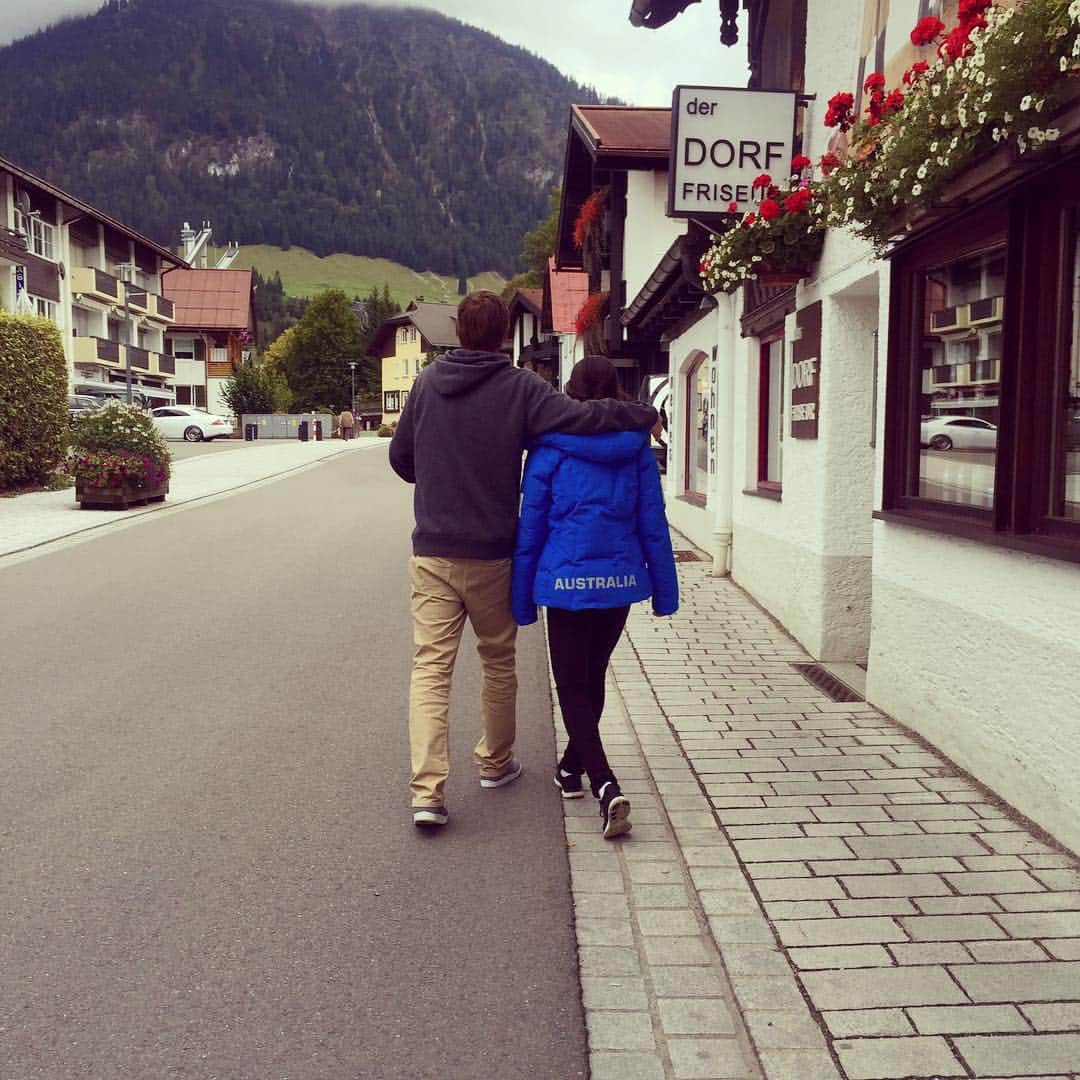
791, 154, 812, 172
863, 71, 886, 94
941, 25, 974, 60
751, 172, 772, 190
958, 0, 991, 18
902, 60, 930, 86
573, 291, 608, 336
783, 189, 812, 214
758, 198, 781, 221
741, 213, 756, 228
911, 15, 945, 46
727, 201, 739, 213
825, 91, 855, 132
572, 189, 607, 250
881, 88, 905, 117
818, 151, 841, 176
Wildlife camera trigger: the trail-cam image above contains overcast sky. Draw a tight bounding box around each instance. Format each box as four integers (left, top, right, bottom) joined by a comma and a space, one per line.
0, 0, 749, 105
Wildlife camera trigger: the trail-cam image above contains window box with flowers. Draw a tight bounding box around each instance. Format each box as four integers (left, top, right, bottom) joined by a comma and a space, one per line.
573, 187, 610, 273
69, 400, 171, 509
574, 290, 610, 354
819, 0, 1080, 248
698, 160, 827, 293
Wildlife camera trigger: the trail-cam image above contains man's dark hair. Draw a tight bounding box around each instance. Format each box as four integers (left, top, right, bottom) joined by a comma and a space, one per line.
457, 291, 509, 352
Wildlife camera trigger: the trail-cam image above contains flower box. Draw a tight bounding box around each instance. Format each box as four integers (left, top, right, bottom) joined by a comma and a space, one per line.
756, 268, 809, 287
76, 477, 169, 510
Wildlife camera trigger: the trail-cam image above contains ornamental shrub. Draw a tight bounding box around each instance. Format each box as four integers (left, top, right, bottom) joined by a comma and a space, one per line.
69, 401, 171, 488
0, 313, 68, 491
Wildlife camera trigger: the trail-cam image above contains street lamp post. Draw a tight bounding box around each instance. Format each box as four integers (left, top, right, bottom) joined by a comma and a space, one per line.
348, 361, 357, 413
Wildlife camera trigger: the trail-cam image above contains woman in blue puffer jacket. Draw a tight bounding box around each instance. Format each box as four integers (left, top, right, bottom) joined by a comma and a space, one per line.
512, 355, 678, 838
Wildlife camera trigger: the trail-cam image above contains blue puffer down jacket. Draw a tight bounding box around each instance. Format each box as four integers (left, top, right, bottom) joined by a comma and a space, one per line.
511, 428, 679, 626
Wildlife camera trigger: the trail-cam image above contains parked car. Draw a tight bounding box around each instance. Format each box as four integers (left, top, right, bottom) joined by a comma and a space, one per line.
151, 406, 234, 442
920, 416, 997, 451
68, 394, 102, 420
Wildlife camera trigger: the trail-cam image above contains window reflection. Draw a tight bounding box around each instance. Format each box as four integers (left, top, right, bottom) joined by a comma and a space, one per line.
918, 248, 1005, 508
687, 356, 709, 498
1058, 221, 1080, 521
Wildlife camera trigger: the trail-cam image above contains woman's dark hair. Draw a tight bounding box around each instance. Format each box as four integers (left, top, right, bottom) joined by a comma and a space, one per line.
564, 354, 627, 402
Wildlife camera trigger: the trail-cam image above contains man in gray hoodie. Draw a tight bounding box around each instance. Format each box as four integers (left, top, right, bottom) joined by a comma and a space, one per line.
390, 291, 656, 827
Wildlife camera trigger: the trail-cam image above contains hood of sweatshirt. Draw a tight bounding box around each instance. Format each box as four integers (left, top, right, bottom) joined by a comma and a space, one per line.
532, 428, 649, 463
424, 349, 509, 397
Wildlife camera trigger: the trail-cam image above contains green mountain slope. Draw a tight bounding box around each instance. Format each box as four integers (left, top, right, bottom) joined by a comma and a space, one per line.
230, 245, 504, 306
0, 0, 602, 276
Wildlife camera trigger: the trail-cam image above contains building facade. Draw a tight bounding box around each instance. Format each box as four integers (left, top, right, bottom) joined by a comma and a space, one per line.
0, 155, 184, 406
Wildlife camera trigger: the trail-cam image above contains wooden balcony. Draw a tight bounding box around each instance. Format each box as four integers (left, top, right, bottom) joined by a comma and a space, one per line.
71, 266, 120, 304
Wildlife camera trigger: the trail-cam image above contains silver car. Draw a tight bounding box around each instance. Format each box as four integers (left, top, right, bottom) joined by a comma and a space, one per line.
151, 406, 235, 442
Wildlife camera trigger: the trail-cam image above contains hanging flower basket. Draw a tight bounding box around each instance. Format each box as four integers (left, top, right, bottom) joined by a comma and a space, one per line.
699, 162, 826, 293
818, 0, 1080, 249
573, 187, 609, 273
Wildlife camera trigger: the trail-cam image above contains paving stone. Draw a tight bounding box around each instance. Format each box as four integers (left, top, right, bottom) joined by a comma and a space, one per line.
763, 900, 836, 920
643, 936, 714, 966
1043, 939, 1080, 960
628, 861, 683, 883
572, 869, 627, 893
668, 1037, 756, 1078
730, 975, 808, 1011
636, 908, 701, 937
589, 1051, 666, 1080
846, 834, 986, 859
832, 898, 918, 917
775, 916, 906, 948
707, 915, 777, 945
581, 976, 650, 1011
908, 1003, 1030, 1034
822, 1010, 914, 1037
800, 966, 968, 1010
649, 965, 730, 998
733, 837, 853, 862
631, 883, 691, 908
756, 877, 843, 901
967, 939, 1049, 963
1020, 1004, 1080, 1031
787, 944, 893, 969
945, 870, 1046, 893
911, 895, 1002, 915
954, 1033, 1080, 1075
754, 1048, 842, 1080
575, 892, 631, 919
1032, 869, 1080, 889
681, 845, 739, 867
996, 891, 1080, 912
658, 997, 737, 1036
887, 942, 972, 965
700, 890, 765, 916
997, 911, 1080, 938
898, 914, 1006, 941
587, 1010, 657, 1051
743, 1008, 825, 1049
577, 917, 636, 947
810, 859, 898, 876
835, 1035, 966, 1078
896, 857, 967, 872
579, 946, 642, 977
745, 861, 812, 878
717, 945, 793, 976
951, 961, 1080, 1002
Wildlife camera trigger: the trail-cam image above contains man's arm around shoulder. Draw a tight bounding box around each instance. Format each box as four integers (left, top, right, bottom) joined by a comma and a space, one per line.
523, 373, 656, 441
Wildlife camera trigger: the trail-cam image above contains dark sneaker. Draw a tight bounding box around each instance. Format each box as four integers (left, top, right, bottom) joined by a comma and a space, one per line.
480, 757, 523, 789
413, 806, 448, 827
553, 768, 585, 799
598, 782, 631, 839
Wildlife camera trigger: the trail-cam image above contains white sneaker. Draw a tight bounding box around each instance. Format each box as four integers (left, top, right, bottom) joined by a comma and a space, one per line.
480, 758, 523, 788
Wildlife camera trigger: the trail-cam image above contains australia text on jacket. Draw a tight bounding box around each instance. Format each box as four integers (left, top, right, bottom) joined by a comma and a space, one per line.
553, 575, 639, 591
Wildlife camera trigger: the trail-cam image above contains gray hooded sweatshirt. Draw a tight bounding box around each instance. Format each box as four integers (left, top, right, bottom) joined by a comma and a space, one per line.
389, 349, 657, 559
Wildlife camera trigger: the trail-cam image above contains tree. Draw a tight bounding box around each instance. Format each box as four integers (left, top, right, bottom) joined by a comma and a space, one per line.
282, 289, 364, 410
519, 186, 561, 288
220, 360, 292, 416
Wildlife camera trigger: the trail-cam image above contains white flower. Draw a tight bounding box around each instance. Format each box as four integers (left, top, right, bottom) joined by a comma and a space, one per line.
1063, 55, 1071, 72
1017, 135, 1027, 153
1013, 32, 1024, 44
978, 111, 987, 124
932, 84, 941, 97
930, 141, 939, 152
912, 183, 922, 196
1045, 128, 1062, 141
1020, 95, 1033, 111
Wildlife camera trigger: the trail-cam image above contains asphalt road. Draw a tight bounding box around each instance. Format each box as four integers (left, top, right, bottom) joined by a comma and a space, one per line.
0, 447, 586, 1079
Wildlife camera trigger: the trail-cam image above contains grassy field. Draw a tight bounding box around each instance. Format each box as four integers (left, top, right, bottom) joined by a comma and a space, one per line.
225, 245, 506, 307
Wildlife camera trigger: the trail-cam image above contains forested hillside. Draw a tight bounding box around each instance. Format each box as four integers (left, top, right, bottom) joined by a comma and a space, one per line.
0, 0, 602, 275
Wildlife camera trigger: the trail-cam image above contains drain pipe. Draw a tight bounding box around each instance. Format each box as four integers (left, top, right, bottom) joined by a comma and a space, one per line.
711, 293, 735, 576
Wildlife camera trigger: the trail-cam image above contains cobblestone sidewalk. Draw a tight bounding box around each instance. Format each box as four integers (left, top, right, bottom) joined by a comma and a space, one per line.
557, 545, 1080, 1080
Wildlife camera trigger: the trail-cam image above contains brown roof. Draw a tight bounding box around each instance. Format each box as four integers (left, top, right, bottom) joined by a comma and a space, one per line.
508, 288, 543, 320
546, 257, 589, 335
162, 268, 254, 332
572, 106, 671, 159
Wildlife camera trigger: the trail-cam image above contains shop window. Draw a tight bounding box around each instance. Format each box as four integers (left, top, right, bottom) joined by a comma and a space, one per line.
882, 158, 1080, 561
684, 354, 709, 504
758, 331, 785, 494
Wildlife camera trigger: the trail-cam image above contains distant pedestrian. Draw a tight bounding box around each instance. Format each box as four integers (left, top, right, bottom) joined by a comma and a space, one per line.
339, 407, 355, 440
389, 292, 657, 828
511, 355, 679, 838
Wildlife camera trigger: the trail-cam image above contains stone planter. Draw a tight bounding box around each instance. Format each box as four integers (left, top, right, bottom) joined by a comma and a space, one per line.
76, 477, 169, 510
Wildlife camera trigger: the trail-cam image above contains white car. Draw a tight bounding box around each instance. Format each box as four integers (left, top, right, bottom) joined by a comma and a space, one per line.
920, 416, 998, 452
151, 406, 234, 442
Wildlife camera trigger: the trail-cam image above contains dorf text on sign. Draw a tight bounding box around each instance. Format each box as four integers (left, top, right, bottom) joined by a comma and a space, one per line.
668, 86, 797, 218
791, 301, 822, 439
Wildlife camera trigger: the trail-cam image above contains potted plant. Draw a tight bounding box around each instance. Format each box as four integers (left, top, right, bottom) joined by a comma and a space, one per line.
698, 160, 827, 293
69, 400, 171, 509
819, 0, 1080, 248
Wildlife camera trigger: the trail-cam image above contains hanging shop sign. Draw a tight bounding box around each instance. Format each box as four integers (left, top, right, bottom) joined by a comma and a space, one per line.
668, 86, 797, 218
790, 301, 822, 439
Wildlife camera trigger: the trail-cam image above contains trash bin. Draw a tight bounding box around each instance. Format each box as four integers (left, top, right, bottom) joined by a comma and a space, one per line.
244, 423, 257, 441
314, 419, 323, 441
298, 420, 309, 442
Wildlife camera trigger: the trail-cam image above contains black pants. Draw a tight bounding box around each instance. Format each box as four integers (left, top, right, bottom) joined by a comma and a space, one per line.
547, 605, 630, 797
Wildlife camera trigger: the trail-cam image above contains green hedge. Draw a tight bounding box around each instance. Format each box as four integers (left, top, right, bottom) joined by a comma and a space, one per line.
0, 313, 68, 491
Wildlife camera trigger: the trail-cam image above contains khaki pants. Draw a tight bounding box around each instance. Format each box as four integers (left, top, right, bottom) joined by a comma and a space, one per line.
408, 556, 518, 807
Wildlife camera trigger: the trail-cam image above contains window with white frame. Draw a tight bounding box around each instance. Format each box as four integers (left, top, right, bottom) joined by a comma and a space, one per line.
31, 295, 57, 323
15, 211, 57, 261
